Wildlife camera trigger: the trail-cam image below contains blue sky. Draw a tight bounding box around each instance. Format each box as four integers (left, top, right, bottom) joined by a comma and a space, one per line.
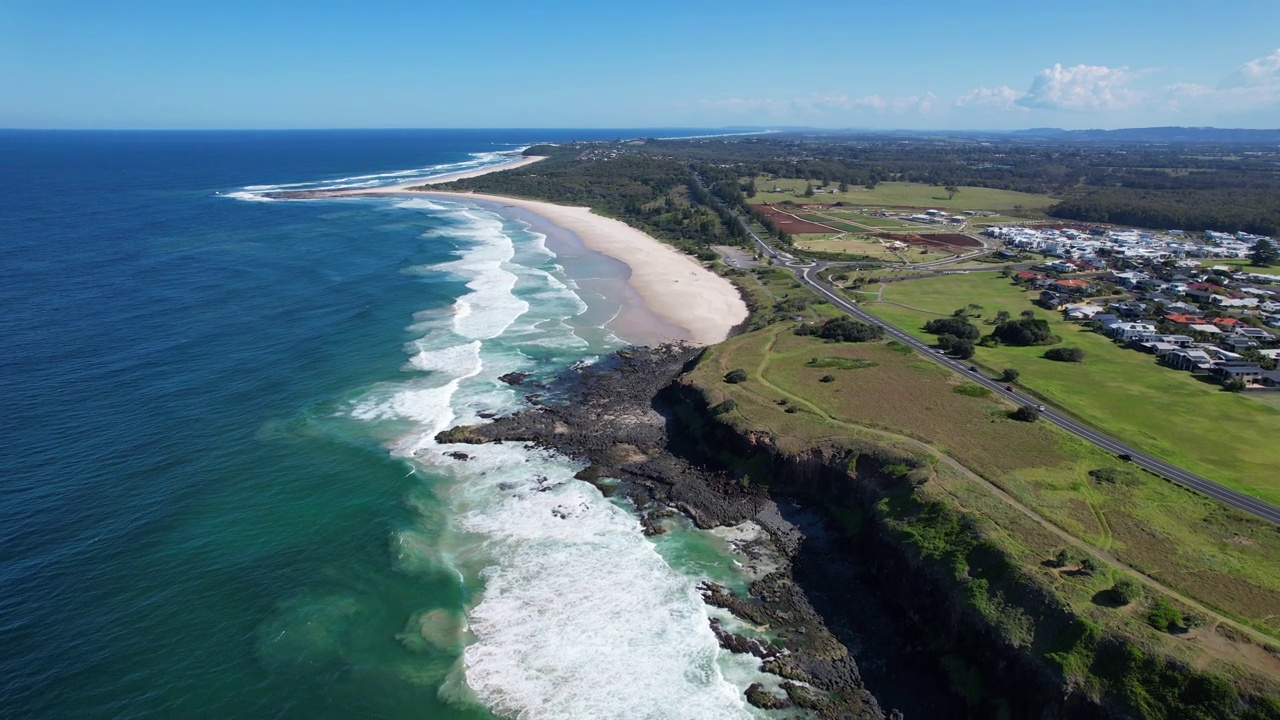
3, 0, 1279, 130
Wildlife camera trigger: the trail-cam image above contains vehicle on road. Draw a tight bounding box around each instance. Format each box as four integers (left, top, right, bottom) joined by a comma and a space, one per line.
1118, 453, 1133, 462
968, 365, 977, 371
1037, 404, 1046, 411
1005, 385, 1014, 392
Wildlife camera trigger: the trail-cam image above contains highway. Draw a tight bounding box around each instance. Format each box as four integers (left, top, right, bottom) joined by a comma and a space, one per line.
719, 197, 1280, 525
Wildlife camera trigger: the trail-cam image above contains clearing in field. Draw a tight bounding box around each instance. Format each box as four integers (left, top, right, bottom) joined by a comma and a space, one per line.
690, 324, 1280, 647
862, 272, 1280, 506
749, 178, 1058, 214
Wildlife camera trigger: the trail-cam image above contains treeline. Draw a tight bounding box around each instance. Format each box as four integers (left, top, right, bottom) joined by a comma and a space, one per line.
637, 136, 1280, 198
437, 155, 743, 254
1048, 188, 1280, 236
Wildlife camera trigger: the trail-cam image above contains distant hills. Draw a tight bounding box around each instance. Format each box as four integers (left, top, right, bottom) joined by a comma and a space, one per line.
1003, 126, 1280, 143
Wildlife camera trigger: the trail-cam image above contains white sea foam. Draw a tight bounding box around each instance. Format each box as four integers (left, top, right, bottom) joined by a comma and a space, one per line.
226, 150, 527, 202
345, 196, 763, 718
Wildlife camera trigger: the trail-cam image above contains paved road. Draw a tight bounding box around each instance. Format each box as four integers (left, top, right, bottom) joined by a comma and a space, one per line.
790, 264, 1280, 525
702, 185, 1280, 523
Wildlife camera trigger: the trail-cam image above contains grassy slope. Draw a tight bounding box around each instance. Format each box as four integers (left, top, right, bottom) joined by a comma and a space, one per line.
749, 179, 1058, 213
687, 326, 1280, 691
864, 272, 1280, 507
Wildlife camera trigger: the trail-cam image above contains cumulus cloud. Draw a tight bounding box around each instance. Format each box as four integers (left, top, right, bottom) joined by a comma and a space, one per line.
1164, 49, 1280, 112
1222, 48, 1280, 89
954, 86, 1027, 111
1015, 63, 1145, 111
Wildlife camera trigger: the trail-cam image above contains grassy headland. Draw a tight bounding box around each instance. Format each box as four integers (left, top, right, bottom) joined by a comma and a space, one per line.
681, 322, 1280, 716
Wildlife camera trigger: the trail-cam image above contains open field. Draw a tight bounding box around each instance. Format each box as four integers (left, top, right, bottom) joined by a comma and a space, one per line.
690, 325, 1280, 648
749, 179, 1059, 214
1198, 258, 1280, 274
861, 272, 1280, 506
753, 203, 836, 234
795, 234, 906, 260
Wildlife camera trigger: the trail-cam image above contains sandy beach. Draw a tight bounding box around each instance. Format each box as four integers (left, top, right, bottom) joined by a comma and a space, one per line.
336, 158, 748, 346
425, 192, 748, 345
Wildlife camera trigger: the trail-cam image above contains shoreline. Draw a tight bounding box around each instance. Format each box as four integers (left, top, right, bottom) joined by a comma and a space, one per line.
330, 161, 748, 345
424, 192, 747, 346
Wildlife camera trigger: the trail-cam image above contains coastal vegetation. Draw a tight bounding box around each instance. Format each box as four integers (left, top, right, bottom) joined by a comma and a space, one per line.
681, 322, 1280, 717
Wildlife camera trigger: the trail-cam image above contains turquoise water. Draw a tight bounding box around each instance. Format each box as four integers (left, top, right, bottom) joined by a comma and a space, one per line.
1, 131, 775, 718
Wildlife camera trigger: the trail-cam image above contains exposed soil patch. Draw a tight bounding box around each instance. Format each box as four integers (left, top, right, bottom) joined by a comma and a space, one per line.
756, 204, 839, 234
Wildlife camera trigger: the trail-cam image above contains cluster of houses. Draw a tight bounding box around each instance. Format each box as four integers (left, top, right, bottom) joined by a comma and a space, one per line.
1000, 226, 1280, 390
987, 225, 1271, 263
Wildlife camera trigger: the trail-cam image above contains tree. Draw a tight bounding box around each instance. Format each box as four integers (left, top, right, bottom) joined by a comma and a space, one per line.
993, 316, 1058, 346
923, 316, 980, 340
724, 368, 748, 384
1054, 549, 1076, 567
1251, 237, 1279, 267
944, 184, 960, 200
1224, 377, 1247, 392
838, 181, 849, 193
1010, 405, 1040, 422
803, 182, 815, 198
1146, 599, 1184, 632
951, 339, 975, 359
994, 310, 1012, 325
1000, 368, 1021, 382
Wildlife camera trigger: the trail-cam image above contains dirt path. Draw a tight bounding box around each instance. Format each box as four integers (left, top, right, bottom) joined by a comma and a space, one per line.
741, 327, 1280, 662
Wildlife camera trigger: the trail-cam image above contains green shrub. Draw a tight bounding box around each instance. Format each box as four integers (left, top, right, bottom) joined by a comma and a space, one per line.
713, 399, 737, 415
1010, 405, 1040, 422
1111, 578, 1143, 605
1044, 347, 1085, 362
1146, 599, 1184, 632
1000, 368, 1020, 382
820, 374, 836, 383
724, 368, 748, 384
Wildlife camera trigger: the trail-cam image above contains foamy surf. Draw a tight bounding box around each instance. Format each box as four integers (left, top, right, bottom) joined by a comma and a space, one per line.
344, 199, 770, 717
224, 150, 528, 202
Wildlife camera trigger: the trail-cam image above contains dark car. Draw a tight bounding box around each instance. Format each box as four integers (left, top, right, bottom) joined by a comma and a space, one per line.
1005, 385, 1014, 392
1118, 453, 1133, 462
968, 365, 977, 371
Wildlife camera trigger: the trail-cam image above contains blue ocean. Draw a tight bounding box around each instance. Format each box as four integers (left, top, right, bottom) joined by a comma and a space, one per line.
0, 130, 775, 719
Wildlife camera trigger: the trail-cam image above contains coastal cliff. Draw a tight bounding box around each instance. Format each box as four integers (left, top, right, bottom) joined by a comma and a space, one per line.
437, 345, 1279, 719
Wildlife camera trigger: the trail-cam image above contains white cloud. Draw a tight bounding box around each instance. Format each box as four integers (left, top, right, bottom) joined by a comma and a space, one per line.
1164, 49, 1280, 113
1015, 64, 1145, 111
955, 86, 1027, 111
1222, 48, 1280, 88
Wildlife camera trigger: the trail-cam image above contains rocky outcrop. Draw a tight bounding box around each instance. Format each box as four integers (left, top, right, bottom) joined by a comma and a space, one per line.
434, 345, 885, 719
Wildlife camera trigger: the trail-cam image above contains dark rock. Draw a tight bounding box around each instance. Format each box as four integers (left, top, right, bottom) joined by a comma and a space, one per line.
745, 683, 792, 710
498, 371, 530, 386
445, 451, 471, 461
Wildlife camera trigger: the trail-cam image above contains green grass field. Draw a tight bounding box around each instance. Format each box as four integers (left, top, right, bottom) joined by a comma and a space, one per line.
689, 326, 1280, 645
795, 234, 905, 260
862, 273, 1280, 506
750, 178, 1058, 214
1198, 258, 1280, 274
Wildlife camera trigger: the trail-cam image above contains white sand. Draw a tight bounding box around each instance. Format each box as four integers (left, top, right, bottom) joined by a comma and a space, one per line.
335, 155, 747, 344
423, 192, 748, 345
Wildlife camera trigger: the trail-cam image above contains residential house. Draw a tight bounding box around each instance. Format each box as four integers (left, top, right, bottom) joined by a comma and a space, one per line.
1222, 336, 1262, 353
1187, 323, 1224, 335
1236, 327, 1276, 344
1212, 362, 1265, 384
1163, 348, 1215, 372
1107, 322, 1158, 340
1211, 317, 1245, 331
1165, 313, 1205, 326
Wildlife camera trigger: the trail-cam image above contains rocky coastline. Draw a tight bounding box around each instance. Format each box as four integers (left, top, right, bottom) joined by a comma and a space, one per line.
436, 345, 918, 719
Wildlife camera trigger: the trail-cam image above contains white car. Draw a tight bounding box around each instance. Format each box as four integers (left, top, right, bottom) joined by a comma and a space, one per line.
1036, 405, 1046, 411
